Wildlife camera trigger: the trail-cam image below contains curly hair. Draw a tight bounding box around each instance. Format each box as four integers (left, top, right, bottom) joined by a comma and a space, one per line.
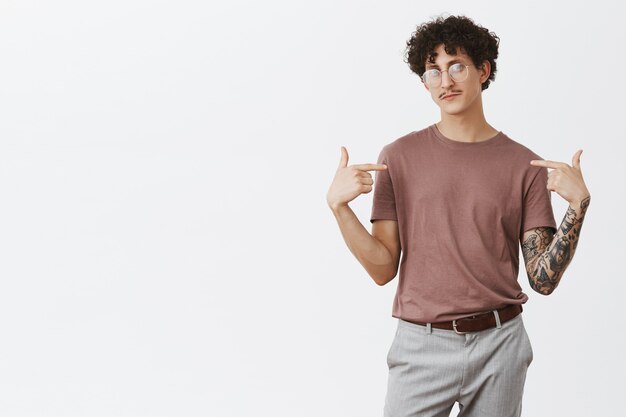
404, 14, 500, 91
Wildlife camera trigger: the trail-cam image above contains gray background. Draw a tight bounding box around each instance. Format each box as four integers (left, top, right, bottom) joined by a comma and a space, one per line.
0, 0, 622, 416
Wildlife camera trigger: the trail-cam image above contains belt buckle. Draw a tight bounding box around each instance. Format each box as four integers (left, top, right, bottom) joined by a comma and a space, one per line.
452, 318, 470, 335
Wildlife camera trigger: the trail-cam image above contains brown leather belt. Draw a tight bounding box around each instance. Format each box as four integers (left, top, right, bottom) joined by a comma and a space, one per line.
404, 304, 523, 334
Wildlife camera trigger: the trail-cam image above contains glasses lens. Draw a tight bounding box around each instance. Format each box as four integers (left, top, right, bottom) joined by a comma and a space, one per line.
423, 70, 440, 87
450, 63, 467, 82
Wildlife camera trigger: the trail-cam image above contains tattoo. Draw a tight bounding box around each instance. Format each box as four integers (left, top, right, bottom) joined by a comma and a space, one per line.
521, 227, 551, 259
521, 196, 590, 295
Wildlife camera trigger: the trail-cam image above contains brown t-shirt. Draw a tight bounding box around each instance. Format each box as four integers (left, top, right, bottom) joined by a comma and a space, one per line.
370, 123, 557, 323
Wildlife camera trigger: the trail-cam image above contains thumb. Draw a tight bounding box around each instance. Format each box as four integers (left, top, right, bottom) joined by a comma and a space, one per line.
572, 149, 583, 171
338, 146, 349, 169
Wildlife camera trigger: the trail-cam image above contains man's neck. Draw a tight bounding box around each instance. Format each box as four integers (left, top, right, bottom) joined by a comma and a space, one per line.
436, 118, 499, 143
437, 97, 499, 143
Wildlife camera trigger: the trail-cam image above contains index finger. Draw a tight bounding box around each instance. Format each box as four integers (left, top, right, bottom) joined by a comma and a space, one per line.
529, 159, 567, 169
351, 163, 388, 171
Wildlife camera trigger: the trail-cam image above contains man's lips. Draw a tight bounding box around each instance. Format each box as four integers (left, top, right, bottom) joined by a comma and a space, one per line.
441, 93, 461, 100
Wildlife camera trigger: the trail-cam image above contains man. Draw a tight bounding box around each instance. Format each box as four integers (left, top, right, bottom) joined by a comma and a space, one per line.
326, 14, 591, 417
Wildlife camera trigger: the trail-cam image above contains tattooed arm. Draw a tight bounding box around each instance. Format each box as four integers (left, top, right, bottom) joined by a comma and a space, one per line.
521, 195, 591, 295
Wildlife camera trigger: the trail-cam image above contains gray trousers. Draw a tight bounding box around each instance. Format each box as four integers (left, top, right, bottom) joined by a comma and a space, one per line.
384, 311, 533, 417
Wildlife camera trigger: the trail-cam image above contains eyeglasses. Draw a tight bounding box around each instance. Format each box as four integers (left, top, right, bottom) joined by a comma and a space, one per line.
421, 63, 471, 88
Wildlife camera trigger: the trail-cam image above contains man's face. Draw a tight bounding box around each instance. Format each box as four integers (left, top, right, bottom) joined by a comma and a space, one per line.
422, 44, 490, 114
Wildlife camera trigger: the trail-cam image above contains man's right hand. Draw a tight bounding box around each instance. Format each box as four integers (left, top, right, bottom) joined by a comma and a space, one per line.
326, 146, 388, 210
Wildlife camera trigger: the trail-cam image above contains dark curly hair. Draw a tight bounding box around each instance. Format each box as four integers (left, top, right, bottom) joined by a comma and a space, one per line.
404, 14, 500, 91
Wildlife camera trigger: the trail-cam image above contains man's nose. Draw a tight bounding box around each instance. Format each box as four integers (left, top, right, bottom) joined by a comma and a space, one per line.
440, 70, 454, 88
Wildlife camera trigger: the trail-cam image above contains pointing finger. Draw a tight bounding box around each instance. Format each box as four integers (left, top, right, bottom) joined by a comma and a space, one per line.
529, 159, 568, 169
351, 163, 388, 172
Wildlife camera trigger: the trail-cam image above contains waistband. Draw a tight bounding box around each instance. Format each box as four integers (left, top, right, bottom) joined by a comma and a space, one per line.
402, 304, 523, 335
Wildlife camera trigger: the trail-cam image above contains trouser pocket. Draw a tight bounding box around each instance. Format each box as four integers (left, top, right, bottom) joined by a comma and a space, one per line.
386, 325, 402, 369
520, 321, 534, 366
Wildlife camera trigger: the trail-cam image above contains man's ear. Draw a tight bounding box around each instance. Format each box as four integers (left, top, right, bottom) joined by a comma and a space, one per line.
480, 60, 491, 83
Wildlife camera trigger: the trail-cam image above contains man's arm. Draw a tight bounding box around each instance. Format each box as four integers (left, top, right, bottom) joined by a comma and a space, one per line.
521, 195, 591, 295
329, 204, 401, 286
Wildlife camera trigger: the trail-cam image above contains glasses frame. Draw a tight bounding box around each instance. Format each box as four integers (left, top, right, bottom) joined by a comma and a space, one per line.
421, 63, 472, 87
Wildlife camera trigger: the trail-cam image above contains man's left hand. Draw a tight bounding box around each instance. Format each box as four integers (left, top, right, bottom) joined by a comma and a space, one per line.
529, 149, 591, 206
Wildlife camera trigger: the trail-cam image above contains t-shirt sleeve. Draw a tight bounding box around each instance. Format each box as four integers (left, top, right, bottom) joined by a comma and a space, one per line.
370, 146, 398, 223
520, 165, 557, 235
